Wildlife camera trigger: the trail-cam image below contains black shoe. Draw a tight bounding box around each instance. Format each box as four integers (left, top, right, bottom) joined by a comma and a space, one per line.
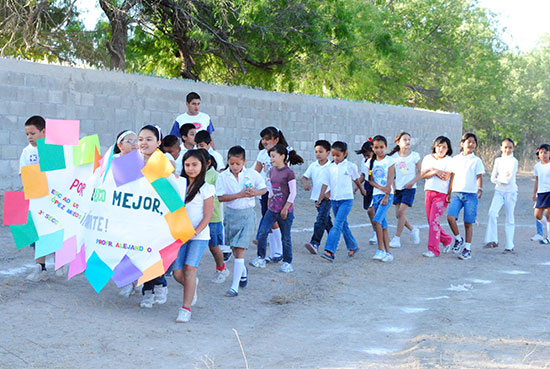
239, 267, 248, 288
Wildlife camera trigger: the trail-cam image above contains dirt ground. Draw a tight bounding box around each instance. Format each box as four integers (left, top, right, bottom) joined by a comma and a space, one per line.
1, 173, 549, 369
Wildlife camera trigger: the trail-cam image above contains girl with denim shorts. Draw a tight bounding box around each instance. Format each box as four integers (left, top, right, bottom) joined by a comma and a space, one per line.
533, 143, 550, 244
368, 136, 396, 263
173, 149, 214, 323
447, 133, 485, 260
388, 132, 422, 248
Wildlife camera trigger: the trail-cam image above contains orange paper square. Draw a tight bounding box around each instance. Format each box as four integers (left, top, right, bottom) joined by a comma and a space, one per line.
21, 164, 49, 199
164, 206, 196, 244
136, 260, 165, 287
141, 149, 174, 183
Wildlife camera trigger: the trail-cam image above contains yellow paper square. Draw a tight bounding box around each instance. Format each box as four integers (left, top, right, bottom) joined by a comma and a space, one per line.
164, 206, 196, 244
21, 164, 49, 199
136, 260, 165, 287
141, 149, 174, 183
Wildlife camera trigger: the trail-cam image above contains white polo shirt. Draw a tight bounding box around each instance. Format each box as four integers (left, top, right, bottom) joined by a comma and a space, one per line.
19, 144, 39, 173
303, 160, 331, 201
216, 168, 266, 209
321, 159, 359, 201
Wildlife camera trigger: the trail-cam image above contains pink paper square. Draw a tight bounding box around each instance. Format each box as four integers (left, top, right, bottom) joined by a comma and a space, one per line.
45, 119, 80, 146
3, 191, 29, 225
55, 235, 77, 270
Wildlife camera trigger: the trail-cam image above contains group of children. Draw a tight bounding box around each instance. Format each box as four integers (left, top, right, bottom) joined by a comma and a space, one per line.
17, 91, 550, 323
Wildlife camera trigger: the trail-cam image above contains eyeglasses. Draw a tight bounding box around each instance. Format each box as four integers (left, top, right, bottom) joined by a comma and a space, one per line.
122, 139, 137, 144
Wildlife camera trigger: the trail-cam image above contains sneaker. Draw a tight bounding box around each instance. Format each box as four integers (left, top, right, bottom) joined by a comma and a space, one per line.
212, 268, 230, 284
304, 242, 319, 254
223, 251, 233, 262
442, 242, 452, 254
369, 233, 377, 245
540, 237, 550, 245
154, 286, 168, 305
176, 307, 191, 323
55, 264, 68, 278
389, 237, 401, 248
458, 248, 471, 260
225, 288, 238, 297
239, 267, 248, 288
320, 250, 335, 262
423, 251, 436, 258
280, 262, 294, 273
26, 264, 48, 282
119, 282, 136, 298
381, 253, 394, 262
348, 248, 359, 257
411, 227, 420, 244
452, 238, 464, 253
372, 250, 386, 260
531, 233, 544, 242
249, 257, 266, 268
192, 278, 198, 306
140, 290, 155, 308
503, 248, 515, 254
266, 254, 283, 263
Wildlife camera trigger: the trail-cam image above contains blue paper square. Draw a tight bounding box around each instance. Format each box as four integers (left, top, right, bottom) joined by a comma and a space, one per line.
35, 229, 64, 258
85, 252, 114, 293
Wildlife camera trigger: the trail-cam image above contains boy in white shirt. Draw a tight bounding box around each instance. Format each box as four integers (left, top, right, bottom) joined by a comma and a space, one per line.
170, 92, 216, 148
195, 130, 224, 170
162, 135, 183, 175
301, 140, 332, 254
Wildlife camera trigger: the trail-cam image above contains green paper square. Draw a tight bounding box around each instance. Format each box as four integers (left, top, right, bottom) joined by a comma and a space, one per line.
36, 138, 66, 171
73, 134, 100, 166
151, 177, 184, 213
9, 212, 39, 249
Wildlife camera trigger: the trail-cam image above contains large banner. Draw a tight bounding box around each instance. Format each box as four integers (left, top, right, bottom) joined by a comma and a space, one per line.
3, 120, 194, 293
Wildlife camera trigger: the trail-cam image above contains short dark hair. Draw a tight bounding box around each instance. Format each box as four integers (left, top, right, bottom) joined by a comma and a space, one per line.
186, 92, 201, 103
431, 136, 453, 156
502, 138, 515, 146
331, 141, 348, 154
228, 145, 246, 161
180, 123, 196, 137
162, 135, 180, 148
537, 143, 550, 157
460, 132, 478, 150
195, 130, 212, 145
25, 115, 45, 131
314, 140, 331, 152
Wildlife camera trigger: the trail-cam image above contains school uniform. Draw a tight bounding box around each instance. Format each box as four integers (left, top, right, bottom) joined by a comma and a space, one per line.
447, 153, 485, 224
303, 160, 332, 246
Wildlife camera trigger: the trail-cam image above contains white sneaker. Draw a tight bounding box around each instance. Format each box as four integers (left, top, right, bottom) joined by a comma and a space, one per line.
140, 290, 155, 308
381, 253, 394, 262
280, 262, 293, 273
119, 282, 136, 298
249, 256, 266, 268
531, 233, 544, 242
176, 307, 191, 323
423, 251, 436, 258
55, 264, 68, 278
372, 250, 386, 260
369, 233, 377, 245
26, 264, 48, 282
212, 268, 230, 283
411, 227, 420, 244
154, 286, 168, 305
389, 236, 401, 248
192, 277, 198, 306
442, 242, 452, 253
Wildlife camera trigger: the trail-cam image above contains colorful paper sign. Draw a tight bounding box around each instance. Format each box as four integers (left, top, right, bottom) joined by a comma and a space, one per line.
85, 252, 114, 293
36, 138, 66, 171
45, 119, 80, 146
3, 191, 30, 225
164, 206, 195, 243
111, 255, 143, 288
151, 177, 184, 213
73, 134, 100, 166
159, 240, 183, 272
20, 164, 49, 199
55, 235, 77, 271
35, 229, 64, 259
9, 212, 39, 249
110, 150, 144, 187
68, 244, 86, 280
141, 149, 174, 183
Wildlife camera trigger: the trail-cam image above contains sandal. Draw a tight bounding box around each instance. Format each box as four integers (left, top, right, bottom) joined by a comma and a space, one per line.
320, 250, 335, 262
348, 248, 360, 258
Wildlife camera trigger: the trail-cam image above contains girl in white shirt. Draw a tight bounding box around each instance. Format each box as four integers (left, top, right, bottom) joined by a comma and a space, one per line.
174, 149, 214, 322
533, 143, 550, 243
421, 136, 454, 257
369, 135, 396, 263
217, 146, 266, 297
484, 138, 518, 252
388, 132, 421, 248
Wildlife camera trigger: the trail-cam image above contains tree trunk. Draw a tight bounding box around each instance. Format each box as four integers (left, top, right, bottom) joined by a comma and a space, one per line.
99, 0, 136, 71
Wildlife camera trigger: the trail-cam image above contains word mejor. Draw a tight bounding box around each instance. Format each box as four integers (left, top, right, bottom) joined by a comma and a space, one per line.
111, 191, 163, 214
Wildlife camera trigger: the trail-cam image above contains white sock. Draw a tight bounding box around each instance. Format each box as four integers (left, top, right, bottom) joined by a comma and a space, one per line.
464, 242, 471, 250
269, 228, 283, 257
455, 234, 463, 242
231, 258, 245, 293
545, 218, 550, 237
394, 236, 400, 240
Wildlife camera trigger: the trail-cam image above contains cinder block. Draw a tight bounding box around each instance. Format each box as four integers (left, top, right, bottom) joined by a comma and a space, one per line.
81, 93, 94, 106
2, 145, 19, 160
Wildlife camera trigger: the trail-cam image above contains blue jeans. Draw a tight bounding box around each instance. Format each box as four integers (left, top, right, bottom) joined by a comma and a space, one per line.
372, 194, 394, 229
324, 199, 358, 253
448, 192, 478, 224
256, 209, 294, 263
310, 199, 333, 246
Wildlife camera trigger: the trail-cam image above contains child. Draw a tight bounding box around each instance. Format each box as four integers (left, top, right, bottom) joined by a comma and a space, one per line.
447, 132, 485, 260
216, 146, 266, 296
388, 132, 421, 247
21, 116, 48, 282
114, 130, 138, 157
170, 91, 216, 148
195, 130, 224, 169
532, 148, 550, 243
250, 144, 303, 272
179, 123, 196, 154
421, 136, 454, 257
368, 136, 396, 263
202, 150, 230, 283
302, 139, 332, 254
533, 144, 550, 244
173, 149, 214, 322
319, 141, 366, 262
484, 138, 518, 253
356, 140, 377, 245
162, 135, 183, 174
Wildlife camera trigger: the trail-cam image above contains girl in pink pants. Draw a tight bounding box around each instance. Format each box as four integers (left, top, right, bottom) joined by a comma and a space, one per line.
420, 136, 454, 257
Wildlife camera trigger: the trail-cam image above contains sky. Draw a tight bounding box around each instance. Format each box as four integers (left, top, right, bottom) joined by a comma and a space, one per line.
76, 0, 550, 52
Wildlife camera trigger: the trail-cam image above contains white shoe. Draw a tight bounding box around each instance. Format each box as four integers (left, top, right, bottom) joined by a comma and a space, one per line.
423, 251, 436, 258
372, 250, 386, 260
280, 262, 293, 273
26, 264, 48, 282
389, 236, 401, 248
212, 268, 230, 283
531, 233, 544, 242
381, 253, 394, 262
411, 227, 420, 244
192, 277, 198, 306
154, 286, 168, 305
176, 307, 191, 323
249, 256, 266, 268
55, 264, 68, 278
119, 282, 136, 298
369, 233, 377, 245
442, 242, 452, 253
140, 290, 155, 308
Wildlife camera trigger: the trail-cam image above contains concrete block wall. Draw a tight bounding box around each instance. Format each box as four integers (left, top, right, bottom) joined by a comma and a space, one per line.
0, 58, 462, 191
